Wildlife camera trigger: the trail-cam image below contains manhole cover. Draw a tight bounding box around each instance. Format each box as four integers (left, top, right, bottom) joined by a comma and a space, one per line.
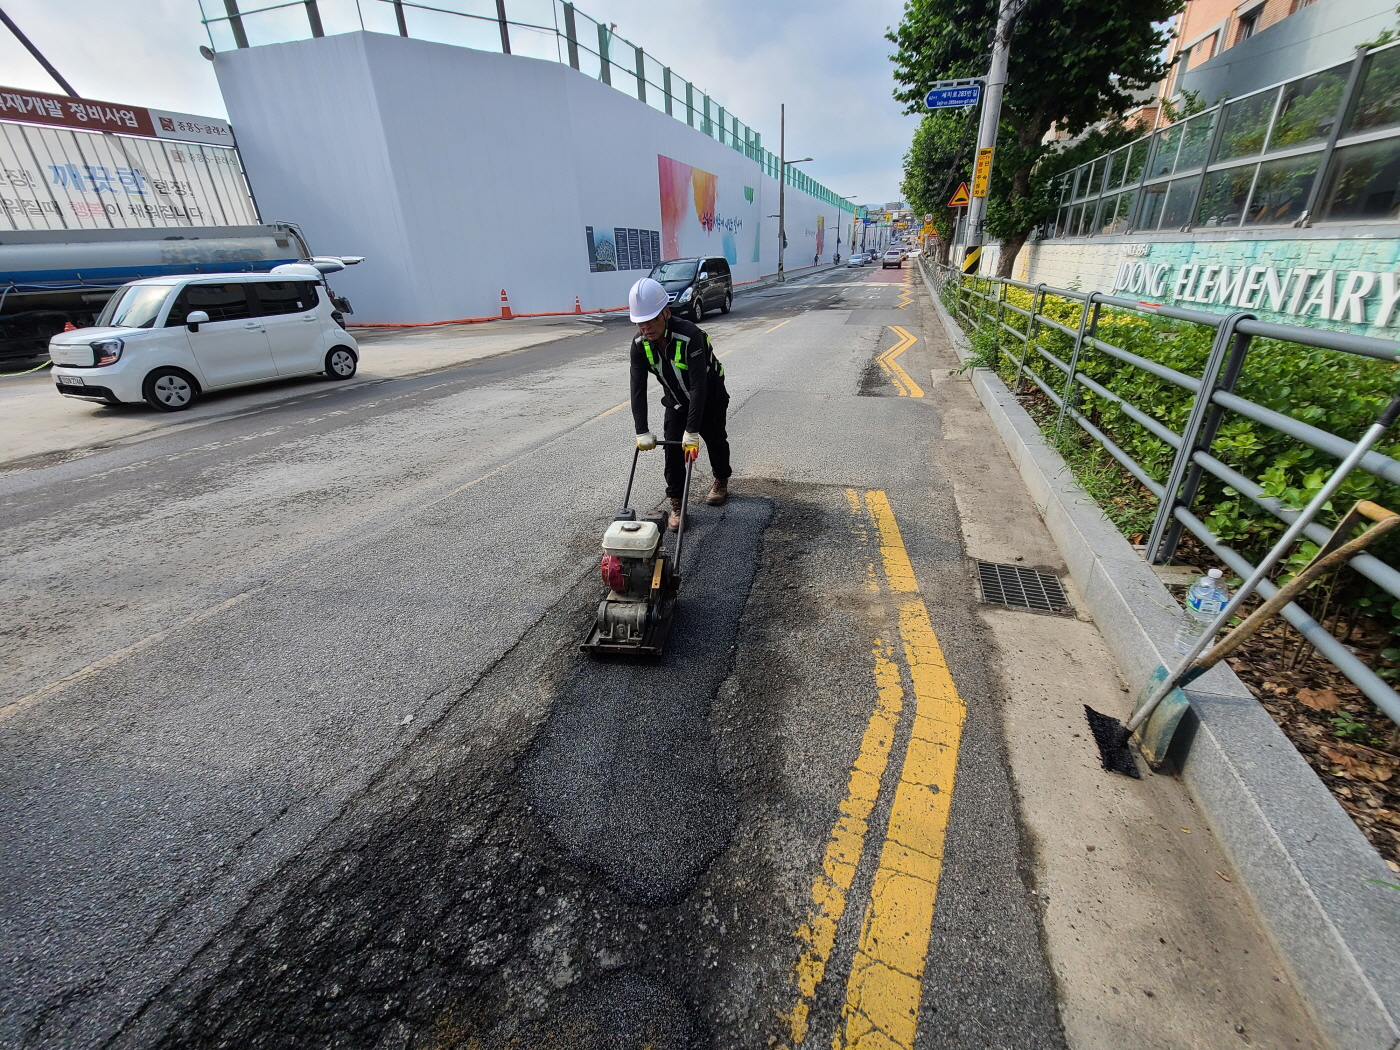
976, 561, 1071, 614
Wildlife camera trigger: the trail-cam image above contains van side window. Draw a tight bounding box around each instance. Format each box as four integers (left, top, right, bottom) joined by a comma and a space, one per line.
300, 282, 320, 307
249, 281, 315, 317
709, 258, 730, 276
165, 283, 253, 326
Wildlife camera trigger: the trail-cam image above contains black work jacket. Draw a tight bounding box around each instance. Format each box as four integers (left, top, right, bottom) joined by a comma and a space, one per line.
629, 317, 727, 433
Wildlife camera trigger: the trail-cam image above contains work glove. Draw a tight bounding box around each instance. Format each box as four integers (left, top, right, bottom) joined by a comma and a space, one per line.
682, 430, 701, 463
636, 431, 657, 451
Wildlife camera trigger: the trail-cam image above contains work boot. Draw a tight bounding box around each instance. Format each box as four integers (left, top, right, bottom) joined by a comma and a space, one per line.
705, 479, 729, 506
668, 497, 683, 531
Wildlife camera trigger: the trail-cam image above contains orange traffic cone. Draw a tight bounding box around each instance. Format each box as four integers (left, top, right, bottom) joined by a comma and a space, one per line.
499, 289, 512, 319
62, 321, 77, 331
574, 296, 582, 314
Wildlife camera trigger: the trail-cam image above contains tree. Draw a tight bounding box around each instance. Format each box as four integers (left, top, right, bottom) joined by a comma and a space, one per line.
901, 109, 977, 265
890, 0, 1180, 275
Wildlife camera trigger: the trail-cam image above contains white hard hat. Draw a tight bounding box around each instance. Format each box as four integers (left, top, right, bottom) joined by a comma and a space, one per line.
629, 277, 669, 322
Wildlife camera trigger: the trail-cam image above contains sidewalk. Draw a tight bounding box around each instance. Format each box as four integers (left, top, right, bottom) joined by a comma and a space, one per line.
0, 318, 588, 470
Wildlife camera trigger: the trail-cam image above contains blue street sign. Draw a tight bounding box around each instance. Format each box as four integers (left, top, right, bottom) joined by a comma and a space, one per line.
925, 84, 981, 109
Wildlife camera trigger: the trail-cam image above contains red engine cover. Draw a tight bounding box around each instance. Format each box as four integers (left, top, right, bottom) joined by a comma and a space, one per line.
600, 554, 627, 592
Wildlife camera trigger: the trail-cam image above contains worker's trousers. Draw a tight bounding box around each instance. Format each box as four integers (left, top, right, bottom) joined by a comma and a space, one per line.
663, 393, 731, 498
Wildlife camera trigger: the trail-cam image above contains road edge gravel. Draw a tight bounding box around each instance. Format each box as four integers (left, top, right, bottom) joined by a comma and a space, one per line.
917, 259, 1400, 1050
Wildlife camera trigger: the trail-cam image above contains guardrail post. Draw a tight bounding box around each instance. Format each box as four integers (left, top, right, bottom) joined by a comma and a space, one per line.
1055, 295, 1101, 434
1011, 283, 1046, 394
562, 3, 579, 68
992, 279, 1007, 363
1158, 320, 1255, 563
1145, 311, 1255, 562
304, 0, 325, 38
224, 0, 249, 47
597, 22, 611, 84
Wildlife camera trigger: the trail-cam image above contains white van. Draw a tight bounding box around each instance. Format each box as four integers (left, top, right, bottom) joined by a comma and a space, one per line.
48, 266, 360, 411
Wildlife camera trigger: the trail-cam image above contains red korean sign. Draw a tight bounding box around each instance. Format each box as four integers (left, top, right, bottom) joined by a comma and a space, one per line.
0, 86, 154, 136
0, 86, 232, 145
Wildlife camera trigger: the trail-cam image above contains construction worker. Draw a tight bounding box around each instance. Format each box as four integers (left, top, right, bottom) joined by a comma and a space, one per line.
627, 276, 731, 529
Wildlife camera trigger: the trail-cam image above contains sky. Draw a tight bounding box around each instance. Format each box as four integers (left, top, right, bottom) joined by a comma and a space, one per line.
0, 0, 914, 207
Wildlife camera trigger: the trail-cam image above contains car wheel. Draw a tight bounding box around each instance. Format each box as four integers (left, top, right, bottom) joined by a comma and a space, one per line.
143, 367, 198, 412
325, 346, 358, 380
720, 290, 732, 315
691, 296, 705, 322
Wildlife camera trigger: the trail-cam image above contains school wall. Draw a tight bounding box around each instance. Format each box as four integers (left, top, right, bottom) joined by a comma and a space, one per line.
213, 32, 853, 323
1011, 226, 1400, 338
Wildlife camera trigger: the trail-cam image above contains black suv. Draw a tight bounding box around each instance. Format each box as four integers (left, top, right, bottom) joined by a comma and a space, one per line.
648, 256, 733, 322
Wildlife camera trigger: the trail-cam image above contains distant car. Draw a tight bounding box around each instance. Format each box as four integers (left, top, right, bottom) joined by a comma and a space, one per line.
47, 268, 359, 412
648, 256, 732, 321
881, 250, 904, 269
907, 248, 922, 259
846, 253, 868, 267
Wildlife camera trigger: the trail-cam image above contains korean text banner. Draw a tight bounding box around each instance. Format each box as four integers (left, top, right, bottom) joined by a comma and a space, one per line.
0, 85, 233, 146
658, 154, 760, 265
0, 121, 258, 232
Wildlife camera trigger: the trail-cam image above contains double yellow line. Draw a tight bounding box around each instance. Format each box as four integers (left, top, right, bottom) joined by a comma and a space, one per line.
782, 490, 967, 1049
895, 275, 914, 311
877, 327, 922, 398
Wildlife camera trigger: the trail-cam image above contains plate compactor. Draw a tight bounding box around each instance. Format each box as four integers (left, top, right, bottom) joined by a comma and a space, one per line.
580, 441, 695, 656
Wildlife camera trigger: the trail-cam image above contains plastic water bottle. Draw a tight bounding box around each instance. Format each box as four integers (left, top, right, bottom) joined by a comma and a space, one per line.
1175, 568, 1230, 654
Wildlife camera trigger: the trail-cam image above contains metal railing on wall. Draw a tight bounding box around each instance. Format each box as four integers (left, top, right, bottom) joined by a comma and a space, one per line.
196, 0, 856, 214
1045, 38, 1400, 238
927, 257, 1400, 728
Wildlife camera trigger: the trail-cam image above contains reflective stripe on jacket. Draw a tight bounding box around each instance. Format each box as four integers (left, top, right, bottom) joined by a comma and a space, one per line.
629, 316, 726, 433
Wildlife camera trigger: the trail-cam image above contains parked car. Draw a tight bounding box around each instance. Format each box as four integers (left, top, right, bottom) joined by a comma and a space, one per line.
846, 253, 869, 267
47, 266, 360, 412
648, 256, 733, 321
881, 250, 904, 269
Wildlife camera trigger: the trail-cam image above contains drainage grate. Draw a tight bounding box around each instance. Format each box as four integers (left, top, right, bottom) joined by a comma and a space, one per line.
976, 561, 1071, 614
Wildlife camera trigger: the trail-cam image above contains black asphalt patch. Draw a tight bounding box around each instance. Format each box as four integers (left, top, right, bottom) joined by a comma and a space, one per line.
124, 497, 775, 1050
523, 497, 772, 907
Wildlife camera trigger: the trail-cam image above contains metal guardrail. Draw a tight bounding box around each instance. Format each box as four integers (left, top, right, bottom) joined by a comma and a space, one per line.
196, 0, 858, 216
927, 258, 1400, 726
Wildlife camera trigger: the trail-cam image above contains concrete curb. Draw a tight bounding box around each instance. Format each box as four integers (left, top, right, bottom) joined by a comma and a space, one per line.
917, 261, 1400, 1050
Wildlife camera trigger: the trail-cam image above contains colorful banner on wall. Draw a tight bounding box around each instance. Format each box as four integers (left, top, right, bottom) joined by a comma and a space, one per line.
657, 154, 759, 265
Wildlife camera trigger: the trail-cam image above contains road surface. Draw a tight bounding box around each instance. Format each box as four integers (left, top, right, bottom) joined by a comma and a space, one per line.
0, 265, 1319, 1050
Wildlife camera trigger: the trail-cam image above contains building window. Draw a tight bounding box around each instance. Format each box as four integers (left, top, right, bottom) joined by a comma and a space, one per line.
1235, 6, 1261, 44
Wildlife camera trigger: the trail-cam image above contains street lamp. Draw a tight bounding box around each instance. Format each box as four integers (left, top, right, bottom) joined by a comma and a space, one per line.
777, 103, 814, 283
836, 194, 856, 258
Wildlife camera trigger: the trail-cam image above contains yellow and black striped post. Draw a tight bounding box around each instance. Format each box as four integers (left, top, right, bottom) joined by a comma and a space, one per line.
961, 245, 982, 274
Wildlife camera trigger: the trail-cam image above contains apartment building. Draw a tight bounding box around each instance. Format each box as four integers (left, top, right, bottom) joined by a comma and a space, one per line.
1164, 0, 1397, 104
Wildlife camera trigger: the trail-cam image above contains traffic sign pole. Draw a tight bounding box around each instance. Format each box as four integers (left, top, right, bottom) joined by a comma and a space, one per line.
963, 0, 1020, 274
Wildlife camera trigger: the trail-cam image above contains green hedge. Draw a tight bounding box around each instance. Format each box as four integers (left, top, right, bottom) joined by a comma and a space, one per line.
944, 276, 1400, 641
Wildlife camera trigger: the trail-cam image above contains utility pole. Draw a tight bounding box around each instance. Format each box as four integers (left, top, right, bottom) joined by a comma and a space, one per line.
962, 0, 1019, 274
774, 107, 813, 282
778, 104, 786, 283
